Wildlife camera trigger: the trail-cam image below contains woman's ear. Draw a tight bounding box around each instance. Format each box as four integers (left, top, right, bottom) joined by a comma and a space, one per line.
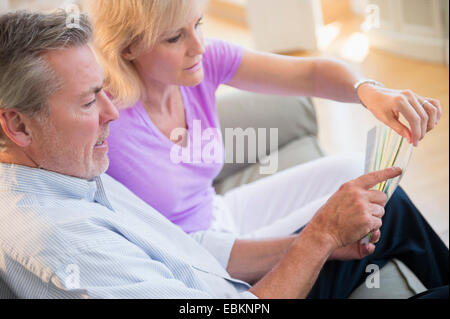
0, 109, 33, 148
122, 44, 136, 61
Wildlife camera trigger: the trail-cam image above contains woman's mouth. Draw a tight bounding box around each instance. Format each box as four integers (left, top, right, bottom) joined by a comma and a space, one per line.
185, 61, 202, 72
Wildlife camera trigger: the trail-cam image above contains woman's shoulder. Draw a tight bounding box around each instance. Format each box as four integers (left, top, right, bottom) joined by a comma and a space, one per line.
202, 38, 245, 87
203, 38, 243, 63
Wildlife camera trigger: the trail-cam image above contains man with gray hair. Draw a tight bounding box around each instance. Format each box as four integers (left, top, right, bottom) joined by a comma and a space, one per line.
0, 10, 110, 178
0, 10, 448, 299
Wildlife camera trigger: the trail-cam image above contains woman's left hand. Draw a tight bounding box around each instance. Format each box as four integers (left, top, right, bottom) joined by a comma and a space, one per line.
357, 84, 442, 146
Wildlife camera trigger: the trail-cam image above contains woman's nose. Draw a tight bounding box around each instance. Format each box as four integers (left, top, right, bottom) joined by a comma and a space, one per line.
188, 33, 205, 56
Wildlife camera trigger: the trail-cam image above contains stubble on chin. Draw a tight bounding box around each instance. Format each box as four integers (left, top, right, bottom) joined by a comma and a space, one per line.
35, 125, 106, 180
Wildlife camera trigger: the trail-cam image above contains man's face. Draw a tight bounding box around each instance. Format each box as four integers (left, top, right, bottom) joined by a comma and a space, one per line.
28, 45, 119, 180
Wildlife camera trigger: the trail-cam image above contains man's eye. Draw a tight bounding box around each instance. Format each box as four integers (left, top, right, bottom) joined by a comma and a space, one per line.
167, 34, 182, 43
84, 99, 96, 108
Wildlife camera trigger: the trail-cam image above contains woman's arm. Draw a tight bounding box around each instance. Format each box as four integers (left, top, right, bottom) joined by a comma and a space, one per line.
226, 50, 319, 96
227, 50, 362, 101
227, 50, 442, 146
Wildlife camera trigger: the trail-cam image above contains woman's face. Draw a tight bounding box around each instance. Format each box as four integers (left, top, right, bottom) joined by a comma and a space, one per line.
129, 14, 205, 88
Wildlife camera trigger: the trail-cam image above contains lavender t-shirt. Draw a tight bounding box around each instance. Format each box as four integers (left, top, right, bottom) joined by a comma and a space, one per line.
106, 39, 244, 234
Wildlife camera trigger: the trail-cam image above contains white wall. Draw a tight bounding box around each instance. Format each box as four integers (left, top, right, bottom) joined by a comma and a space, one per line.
7, 0, 73, 11
0, 0, 9, 13
350, 0, 369, 15
223, 0, 247, 5
363, 0, 447, 64
247, 0, 324, 52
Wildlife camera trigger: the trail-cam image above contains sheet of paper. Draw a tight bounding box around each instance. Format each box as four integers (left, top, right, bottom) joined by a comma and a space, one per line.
360, 125, 413, 245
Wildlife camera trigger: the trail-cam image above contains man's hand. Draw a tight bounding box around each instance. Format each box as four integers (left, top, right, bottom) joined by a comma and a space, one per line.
329, 229, 381, 260
306, 167, 402, 252
249, 167, 402, 299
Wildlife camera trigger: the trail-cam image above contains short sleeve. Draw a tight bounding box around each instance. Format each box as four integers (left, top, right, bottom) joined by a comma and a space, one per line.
202, 38, 245, 88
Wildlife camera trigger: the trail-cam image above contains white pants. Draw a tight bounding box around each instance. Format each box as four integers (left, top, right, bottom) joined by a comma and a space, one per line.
215, 152, 365, 239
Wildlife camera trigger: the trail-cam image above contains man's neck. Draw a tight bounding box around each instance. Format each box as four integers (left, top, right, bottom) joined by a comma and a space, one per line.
0, 148, 39, 169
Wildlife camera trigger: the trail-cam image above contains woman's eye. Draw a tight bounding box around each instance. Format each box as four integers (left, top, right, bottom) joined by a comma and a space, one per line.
167, 34, 182, 43
195, 20, 203, 29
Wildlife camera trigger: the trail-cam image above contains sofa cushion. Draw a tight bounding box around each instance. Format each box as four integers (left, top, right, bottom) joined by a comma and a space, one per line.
349, 259, 427, 299
215, 89, 319, 183
215, 136, 324, 194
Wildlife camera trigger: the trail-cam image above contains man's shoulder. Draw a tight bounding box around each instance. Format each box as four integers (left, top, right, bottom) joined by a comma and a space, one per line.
0, 192, 80, 284
100, 173, 155, 211
0, 191, 132, 299
0, 188, 126, 269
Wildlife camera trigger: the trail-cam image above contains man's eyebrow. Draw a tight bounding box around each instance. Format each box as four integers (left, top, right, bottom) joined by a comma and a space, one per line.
79, 79, 106, 99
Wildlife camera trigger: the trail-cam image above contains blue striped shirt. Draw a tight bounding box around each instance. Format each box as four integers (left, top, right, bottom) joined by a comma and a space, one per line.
0, 163, 256, 299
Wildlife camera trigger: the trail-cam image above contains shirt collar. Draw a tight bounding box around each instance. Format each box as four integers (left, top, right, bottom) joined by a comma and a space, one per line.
0, 163, 114, 211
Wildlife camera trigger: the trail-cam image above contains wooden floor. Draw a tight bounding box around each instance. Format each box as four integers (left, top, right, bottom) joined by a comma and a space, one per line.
204, 13, 449, 246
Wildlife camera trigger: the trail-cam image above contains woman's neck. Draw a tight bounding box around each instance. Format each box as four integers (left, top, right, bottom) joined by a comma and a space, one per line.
141, 80, 180, 115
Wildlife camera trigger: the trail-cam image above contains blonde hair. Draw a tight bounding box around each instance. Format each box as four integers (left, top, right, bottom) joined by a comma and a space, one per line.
89, 0, 208, 108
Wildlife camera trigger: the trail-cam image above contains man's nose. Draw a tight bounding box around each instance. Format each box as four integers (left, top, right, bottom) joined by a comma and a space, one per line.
99, 91, 119, 124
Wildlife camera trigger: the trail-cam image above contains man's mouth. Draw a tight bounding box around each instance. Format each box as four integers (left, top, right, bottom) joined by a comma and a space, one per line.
95, 140, 106, 146
94, 134, 109, 149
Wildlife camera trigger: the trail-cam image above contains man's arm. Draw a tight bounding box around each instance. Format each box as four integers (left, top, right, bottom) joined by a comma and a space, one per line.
226, 236, 296, 284
46, 242, 215, 299
247, 167, 402, 299
227, 226, 382, 285
249, 227, 334, 299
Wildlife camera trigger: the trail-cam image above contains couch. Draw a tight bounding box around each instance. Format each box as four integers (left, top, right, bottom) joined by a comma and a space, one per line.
213, 88, 427, 299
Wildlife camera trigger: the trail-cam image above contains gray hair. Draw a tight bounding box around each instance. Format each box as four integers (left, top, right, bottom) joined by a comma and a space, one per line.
0, 9, 92, 151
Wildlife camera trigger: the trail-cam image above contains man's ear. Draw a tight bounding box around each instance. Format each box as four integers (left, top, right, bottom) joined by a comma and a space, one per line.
0, 109, 33, 148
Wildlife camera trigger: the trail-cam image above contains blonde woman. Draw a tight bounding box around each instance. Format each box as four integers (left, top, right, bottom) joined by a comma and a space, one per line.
89, 0, 447, 293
